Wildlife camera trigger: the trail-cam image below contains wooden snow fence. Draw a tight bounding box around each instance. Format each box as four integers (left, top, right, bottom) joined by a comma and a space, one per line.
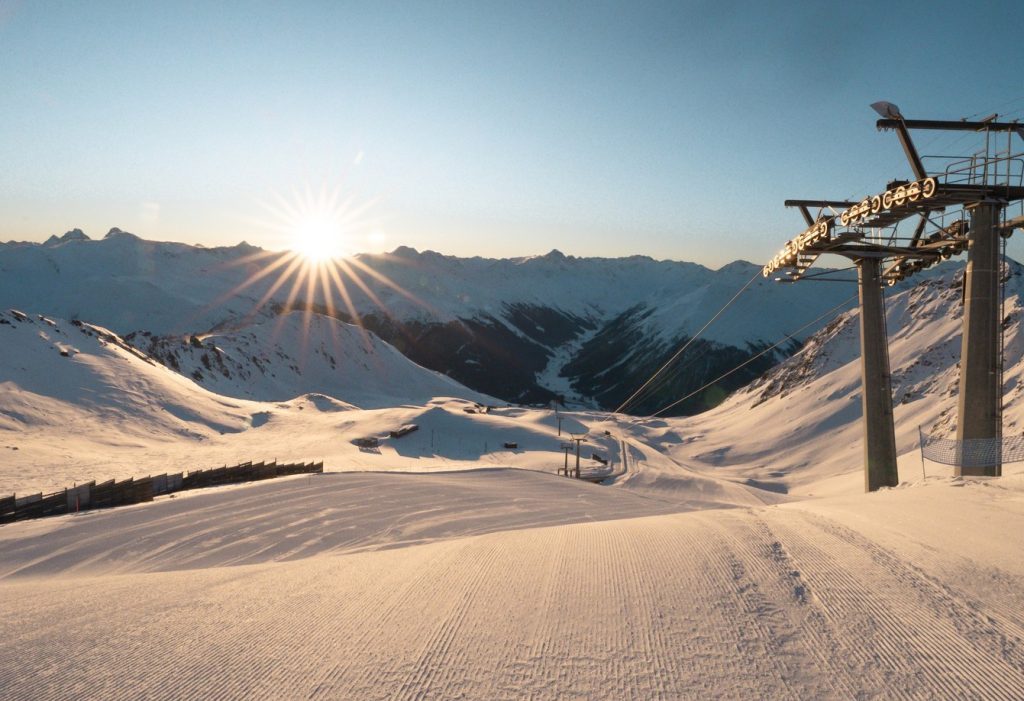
180, 460, 323, 489
0, 459, 324, 525
0, 478, 149, 523
0, 494, 15, 523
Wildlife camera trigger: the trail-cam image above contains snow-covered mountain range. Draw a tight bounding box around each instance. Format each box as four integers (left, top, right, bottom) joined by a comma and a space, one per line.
6, 227, 1020, 498
3, 240, 1023, 500
1, 228, 855, 413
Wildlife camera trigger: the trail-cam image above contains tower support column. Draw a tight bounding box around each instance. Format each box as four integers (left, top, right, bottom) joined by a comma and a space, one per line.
957, 202, 1003, 476
857, 257, 899, 491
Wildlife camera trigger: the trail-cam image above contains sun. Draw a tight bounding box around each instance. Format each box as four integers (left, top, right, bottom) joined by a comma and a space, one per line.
292, 213, 345, 263
215, 178, 430, 355
249, 180, 370, 264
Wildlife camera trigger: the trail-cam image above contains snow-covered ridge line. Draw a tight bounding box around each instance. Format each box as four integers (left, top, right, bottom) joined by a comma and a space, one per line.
124, 311, 494, 407
0, 228, 838, 342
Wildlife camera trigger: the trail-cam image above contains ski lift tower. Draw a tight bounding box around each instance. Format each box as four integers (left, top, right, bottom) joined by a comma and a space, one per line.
872, 106, 1024, 476
765, 102, 1024, 488
567, 432, 587, 479
767, 200, 907, 492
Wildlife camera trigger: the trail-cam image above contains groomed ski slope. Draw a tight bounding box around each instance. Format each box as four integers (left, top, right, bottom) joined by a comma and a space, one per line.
2, 470, 1024, 700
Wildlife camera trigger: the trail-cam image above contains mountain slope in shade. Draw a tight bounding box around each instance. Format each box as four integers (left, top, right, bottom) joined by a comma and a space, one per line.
638, 261, 1024, 496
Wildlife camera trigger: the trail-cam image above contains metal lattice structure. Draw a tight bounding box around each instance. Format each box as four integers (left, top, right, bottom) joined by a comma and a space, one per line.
764, 116, 1024, 289
765, 104, 1024, 490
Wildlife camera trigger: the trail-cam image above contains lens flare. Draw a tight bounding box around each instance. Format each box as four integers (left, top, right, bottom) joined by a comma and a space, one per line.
194, 180, 433, 373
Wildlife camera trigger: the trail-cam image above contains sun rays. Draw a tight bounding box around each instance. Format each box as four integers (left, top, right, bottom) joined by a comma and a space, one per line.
196, 182, 433, 365
260, 180, 376, 262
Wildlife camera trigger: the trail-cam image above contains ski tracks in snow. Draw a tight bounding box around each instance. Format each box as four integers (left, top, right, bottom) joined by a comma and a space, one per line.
761, 507, 1024, 700
3, 475, 1024, 699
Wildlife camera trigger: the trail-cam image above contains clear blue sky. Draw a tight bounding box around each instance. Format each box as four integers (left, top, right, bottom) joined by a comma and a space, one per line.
3, 0, 1024, 266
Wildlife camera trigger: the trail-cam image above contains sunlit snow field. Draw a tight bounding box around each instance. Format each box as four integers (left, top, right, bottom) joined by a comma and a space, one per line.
4, 267, 1024, 698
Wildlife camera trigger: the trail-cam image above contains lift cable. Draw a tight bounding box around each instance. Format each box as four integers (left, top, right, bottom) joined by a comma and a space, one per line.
613, 268, 763, 415
648, 293, 859, 418
632, 266, 858, 404
616, 97, 1024, 419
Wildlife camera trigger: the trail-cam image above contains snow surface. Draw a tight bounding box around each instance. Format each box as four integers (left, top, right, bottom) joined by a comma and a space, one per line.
4, 249, 1024, 698
2, 471, 1024, 698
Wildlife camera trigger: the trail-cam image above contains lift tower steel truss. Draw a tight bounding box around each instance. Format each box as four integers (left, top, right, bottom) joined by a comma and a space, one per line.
765, 105, 1024, 489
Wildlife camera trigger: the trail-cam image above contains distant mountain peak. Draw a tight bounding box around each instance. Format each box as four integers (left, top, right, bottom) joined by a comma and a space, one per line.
104, 227, 139, 240
390, 245, 419, 258
44, 228, 91, 246
716, 259, 759, 274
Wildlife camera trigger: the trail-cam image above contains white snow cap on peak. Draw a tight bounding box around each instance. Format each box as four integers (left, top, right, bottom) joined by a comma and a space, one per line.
716, 260, 759, 274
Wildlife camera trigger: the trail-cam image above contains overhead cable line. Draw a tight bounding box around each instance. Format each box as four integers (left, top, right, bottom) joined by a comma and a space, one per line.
621, 274, 850, 405
615, 100, 1022, 418
648, 293, 860, 418
613, 268, 763, 415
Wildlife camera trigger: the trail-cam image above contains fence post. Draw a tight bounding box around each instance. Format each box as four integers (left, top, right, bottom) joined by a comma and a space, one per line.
918, 425, 926, 481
